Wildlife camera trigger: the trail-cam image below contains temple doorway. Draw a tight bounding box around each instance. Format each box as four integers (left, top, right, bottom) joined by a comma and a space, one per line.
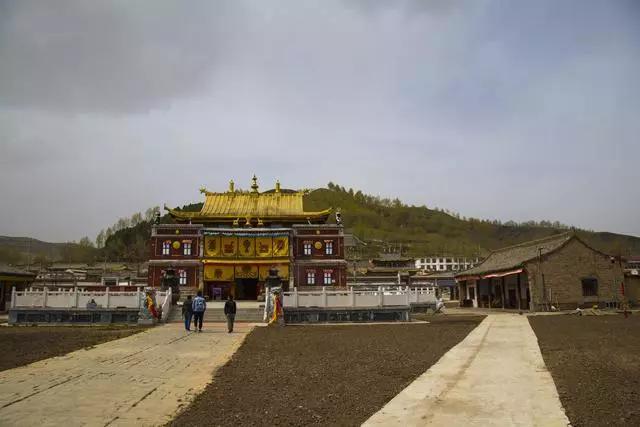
235, 278, 259, 300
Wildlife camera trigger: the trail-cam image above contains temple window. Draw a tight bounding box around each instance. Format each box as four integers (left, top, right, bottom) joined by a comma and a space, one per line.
183, 242, 192, 256
303, 242, 312, 255
325, 241, 333, 255
162, 241, 170, 255
323, 271, 333, 285
306, 271, 316, 285
179, 270, 187, 286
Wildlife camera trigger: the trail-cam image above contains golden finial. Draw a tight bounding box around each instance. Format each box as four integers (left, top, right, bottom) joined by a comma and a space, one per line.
199, 187, 207, 194
275, 180, 281, 193
251, 175, 259, 193
229, 180, 235, 193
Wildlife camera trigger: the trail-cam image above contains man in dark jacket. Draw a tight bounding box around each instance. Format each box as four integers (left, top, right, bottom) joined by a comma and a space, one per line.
192, 291, 207, 332
182, 295, 193, 331
224, 294, 237, 333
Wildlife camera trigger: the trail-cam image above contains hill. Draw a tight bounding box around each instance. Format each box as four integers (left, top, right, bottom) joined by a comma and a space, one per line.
156, 184, 640, 258
2, 183, 638, 265
303, 185, 640, 257
0, 236, 99, 265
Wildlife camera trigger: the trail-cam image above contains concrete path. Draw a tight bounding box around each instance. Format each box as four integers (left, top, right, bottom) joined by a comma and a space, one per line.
0, 323, 254, 427
364, 314, 570, 426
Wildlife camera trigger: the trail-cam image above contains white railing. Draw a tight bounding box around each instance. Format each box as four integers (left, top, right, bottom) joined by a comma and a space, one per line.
10, 287, 170, 310
283, 286, 437, 309
159, 288, 172, 322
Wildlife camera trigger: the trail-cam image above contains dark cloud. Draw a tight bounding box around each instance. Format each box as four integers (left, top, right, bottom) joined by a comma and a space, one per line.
0, 0, 638, 241
0, 1, 235, 113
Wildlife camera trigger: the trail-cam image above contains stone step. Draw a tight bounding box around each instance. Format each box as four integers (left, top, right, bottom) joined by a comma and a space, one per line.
167, 307, 264, 323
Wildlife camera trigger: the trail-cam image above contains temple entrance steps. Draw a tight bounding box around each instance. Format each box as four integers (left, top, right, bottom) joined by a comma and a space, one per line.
167, 306, 265, 323
204, 308, 264, 322
178, 288, 198, 300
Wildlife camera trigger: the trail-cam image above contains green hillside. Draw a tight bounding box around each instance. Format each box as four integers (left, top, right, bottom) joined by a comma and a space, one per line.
0, 236, 99, 265
304, 185, 640, 257
2, 183, 638, 265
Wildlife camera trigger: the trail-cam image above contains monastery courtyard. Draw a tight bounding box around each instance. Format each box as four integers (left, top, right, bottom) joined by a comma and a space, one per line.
2, 313, 639, 426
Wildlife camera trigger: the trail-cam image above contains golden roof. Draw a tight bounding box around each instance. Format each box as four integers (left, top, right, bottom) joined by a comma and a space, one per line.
165, 177, 332, 224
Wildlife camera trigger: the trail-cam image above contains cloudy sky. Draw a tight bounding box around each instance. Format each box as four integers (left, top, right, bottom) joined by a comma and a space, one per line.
1, 0, 639, 242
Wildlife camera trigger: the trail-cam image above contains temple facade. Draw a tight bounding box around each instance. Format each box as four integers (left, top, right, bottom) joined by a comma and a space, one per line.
148, 177, 347, 300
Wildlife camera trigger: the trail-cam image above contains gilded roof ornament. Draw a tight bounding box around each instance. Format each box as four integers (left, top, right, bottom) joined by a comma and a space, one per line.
229, 180, 235, 193
251, 175, 259, 193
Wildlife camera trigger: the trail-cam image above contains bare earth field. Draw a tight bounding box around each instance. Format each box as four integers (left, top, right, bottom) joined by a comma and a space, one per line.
529, 315, 640, 427
0, 325, 147, 372
171, 316, 484, 427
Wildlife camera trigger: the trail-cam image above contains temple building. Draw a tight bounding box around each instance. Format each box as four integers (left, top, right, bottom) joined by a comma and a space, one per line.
147, 177, 347, 300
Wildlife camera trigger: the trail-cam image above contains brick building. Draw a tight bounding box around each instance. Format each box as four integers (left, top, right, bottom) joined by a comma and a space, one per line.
148, 177, 347, 299
455, 232, 624, 311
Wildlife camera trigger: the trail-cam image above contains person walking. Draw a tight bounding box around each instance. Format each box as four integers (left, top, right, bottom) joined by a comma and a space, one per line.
224, 294, 237, 333
182, 295, 193, 331
192, 291, 206, 332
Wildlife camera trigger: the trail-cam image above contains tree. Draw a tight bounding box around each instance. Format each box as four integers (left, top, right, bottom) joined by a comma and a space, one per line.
144, 207, 156, 222
79, 236, 94, 247
95, 230, 105, 248
130, 212, 143, 226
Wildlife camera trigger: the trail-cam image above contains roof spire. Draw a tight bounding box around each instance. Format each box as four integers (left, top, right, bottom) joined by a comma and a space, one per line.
275, 180, 281, 193
251, 175, 259, 193
228, 179, 235, 193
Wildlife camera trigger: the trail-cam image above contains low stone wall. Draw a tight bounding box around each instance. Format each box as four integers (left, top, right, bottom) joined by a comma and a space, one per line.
284, 306, 410, 324
409, 302, 437, 313
8, 308, 139, 325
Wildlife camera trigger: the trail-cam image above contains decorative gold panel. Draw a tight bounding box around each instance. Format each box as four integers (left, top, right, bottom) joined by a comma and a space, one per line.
256, 237, 273, 257
273, 237, 289, 257
235, 264, 259, 279
238, 237, 256, 257
204, 236, 220, 257
204, 264, 234, 281
221, 237, 237, 257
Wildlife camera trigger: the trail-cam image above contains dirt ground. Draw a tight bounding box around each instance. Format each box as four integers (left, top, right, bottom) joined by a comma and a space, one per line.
0, 325, 147, 372
529, 315, 640, 427
171, 316, 484, 427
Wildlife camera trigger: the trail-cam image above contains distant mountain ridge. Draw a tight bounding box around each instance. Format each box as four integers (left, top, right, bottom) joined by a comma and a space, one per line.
1, 184, 638, 264
0, 235, 98, 265
302, 186, 640, 257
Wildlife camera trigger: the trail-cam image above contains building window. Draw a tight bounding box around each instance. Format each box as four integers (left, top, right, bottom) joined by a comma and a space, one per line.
183, 242, 192, 256
179, 270, 187, 286
325, 241, 333, 255
324, 271, 333, 285
303, 242, 312, 255
162, 241, 170, 255
306, 271, 316, 285
582, 278, 598, 297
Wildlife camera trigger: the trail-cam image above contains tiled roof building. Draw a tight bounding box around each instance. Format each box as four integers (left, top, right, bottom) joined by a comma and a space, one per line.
455, 232, 625, 311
